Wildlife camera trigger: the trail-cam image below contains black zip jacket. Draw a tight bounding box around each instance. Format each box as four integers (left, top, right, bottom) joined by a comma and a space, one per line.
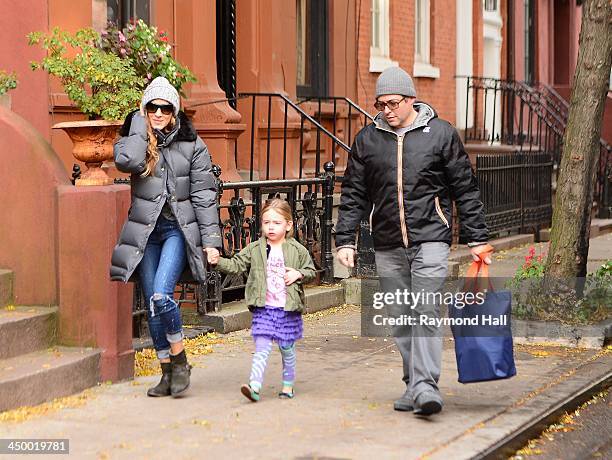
335, 102, 488, 250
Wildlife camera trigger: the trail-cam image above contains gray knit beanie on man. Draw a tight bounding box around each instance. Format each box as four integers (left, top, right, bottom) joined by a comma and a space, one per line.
375, 67, 417, 98
140, 76, 181, 117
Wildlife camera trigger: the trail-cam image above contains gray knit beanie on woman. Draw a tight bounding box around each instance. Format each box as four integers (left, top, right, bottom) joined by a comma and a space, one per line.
140, 76, 181, 117
375, 67, 417, 98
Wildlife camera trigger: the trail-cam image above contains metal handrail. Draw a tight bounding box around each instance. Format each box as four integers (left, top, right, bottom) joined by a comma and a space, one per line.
236, 92, 352, 182
238, 92, 351, 152
297, 95, 375, 121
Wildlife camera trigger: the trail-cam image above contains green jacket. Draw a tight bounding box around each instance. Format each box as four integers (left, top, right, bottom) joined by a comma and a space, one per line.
215, 237, 317, 313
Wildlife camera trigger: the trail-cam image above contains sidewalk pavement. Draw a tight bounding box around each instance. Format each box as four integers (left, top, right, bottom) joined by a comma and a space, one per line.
1, 234, 609, 460
1, 306, 610, 459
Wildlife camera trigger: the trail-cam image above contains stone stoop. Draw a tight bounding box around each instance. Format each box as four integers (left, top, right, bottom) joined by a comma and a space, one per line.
0, 347, 100, 412
0, 270, 101, 413
0, 306, 57, 360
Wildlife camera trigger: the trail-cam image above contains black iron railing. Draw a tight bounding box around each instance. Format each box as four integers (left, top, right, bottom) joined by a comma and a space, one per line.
458, 76, 612, 218
476, 151, 553, 237
458, 76, 565, 164
237, 93, 350, 181
532, 83, 612, 218
131, 162, 336, 332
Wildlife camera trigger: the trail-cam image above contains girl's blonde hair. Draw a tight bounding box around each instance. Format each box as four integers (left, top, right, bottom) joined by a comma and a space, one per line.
141, 115, 176, 177
261, 198, 294, 237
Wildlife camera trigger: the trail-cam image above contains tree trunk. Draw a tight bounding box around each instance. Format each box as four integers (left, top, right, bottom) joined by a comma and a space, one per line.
544, 0, 612, 281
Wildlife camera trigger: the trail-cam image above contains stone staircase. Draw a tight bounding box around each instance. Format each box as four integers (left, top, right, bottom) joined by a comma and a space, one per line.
0, 269, 101, 412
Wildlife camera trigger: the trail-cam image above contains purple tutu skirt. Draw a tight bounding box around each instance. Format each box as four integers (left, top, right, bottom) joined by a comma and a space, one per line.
251, 306, 303, 344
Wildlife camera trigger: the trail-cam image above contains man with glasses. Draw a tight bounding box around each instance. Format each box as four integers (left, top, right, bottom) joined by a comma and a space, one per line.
335, 67, 490, 416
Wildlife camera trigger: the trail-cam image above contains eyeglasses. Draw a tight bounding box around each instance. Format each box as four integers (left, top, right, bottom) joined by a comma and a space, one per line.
145, 102, 174, 115
374, 97, 406, 111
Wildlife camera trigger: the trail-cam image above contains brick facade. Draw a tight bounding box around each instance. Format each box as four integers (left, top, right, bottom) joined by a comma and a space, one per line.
357, 0, 462, 125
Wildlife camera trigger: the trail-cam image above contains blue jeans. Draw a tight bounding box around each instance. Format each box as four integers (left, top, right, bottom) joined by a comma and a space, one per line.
138, 215, 187, 359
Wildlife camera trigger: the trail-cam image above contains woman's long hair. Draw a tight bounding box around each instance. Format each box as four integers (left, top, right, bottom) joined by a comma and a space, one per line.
141, 115, 176, 177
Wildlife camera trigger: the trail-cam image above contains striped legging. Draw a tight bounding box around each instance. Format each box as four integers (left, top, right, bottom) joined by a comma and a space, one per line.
249, 335, 296, 391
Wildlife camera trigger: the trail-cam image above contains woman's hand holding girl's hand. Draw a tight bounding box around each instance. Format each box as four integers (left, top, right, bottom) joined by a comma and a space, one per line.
284, 267, 304, 286
205, 247, 220, 265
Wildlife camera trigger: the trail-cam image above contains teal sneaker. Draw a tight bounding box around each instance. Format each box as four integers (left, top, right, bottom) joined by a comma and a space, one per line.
241, 384, 260, 402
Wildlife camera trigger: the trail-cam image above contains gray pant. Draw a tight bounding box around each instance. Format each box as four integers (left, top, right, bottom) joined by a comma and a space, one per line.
374, 242, 450, 399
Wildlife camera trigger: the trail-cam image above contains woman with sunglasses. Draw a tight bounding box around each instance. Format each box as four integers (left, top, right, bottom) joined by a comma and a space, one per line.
111, 76, 221, 397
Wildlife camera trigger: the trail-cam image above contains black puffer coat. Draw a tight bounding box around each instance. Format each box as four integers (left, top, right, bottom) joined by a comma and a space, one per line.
335, 102, 488, 250
110, 111, 221, 283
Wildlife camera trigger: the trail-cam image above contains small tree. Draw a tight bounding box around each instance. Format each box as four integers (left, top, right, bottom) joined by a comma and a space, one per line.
544, 0, 612, 282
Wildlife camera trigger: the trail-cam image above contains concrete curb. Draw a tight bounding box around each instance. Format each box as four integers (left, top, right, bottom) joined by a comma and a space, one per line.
513, 318, 612, 349
427, 351, 612, 460
478, 369, 612, 459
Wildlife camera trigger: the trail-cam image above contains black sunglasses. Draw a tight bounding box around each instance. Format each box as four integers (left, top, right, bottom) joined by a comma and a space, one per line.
145, 102, 174, 115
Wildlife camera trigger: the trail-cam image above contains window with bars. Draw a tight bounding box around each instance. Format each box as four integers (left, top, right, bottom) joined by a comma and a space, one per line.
484, 0, 498, 12
107, 0, 150, 27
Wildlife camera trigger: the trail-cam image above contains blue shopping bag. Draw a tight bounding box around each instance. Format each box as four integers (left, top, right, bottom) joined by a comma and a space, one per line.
450, 247, 516, 384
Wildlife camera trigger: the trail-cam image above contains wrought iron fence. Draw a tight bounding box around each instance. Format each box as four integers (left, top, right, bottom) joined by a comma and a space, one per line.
458, 76, 612, 218
476, 151, 553, 237
131, 162, 336, 335
458, 76, 565, 164
532, 83, 612, 218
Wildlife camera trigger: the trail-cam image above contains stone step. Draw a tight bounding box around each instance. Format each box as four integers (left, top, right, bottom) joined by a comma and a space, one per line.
0, 346, 100, 412
199, 285, 345, 334
0, 306, 57, 360
0, 269, 14, 308
539, 219, 612, 242
590, 218, 612, 236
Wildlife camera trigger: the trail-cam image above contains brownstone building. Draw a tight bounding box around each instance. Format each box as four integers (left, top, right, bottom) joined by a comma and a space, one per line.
2, 0, 509, 181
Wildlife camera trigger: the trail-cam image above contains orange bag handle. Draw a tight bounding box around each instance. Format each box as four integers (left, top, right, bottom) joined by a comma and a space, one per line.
465, 244, 494, 293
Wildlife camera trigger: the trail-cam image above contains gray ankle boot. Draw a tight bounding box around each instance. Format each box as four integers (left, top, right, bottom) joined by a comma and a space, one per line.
147, 362, 172, 397
170, 350, 191, 397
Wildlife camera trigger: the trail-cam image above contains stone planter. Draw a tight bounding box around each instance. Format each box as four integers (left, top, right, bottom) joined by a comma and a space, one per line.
52, 120, 123, 186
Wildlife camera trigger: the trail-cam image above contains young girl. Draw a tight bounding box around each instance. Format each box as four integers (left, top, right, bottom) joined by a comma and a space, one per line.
207, 198, 316, 401
110, 76, 221, 397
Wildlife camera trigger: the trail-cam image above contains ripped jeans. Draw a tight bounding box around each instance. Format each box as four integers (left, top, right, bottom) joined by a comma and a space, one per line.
138, 215, 187, 359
